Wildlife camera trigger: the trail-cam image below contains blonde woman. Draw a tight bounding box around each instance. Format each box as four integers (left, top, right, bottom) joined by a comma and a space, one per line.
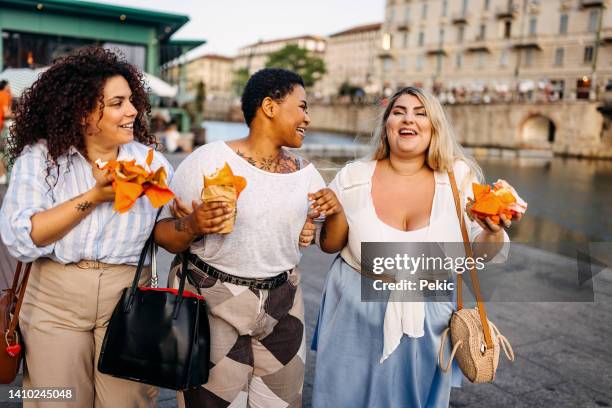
308, 87, 519, 407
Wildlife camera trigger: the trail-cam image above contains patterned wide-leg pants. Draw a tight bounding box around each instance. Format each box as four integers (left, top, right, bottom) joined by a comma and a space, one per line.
169, 257, 305, 408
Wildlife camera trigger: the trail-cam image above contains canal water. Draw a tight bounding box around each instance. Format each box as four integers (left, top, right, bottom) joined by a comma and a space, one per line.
203, 120, 611, 243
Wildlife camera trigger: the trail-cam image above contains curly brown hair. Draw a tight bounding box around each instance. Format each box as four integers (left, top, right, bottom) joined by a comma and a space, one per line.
8, 46, 155, 167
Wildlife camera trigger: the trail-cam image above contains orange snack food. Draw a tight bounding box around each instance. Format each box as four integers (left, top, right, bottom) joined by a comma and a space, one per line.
96, 149, 174, 213
467, 179, 527, 225
202, 163, 247, 234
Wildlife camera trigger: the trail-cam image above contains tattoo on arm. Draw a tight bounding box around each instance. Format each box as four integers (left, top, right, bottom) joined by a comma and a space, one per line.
75, 201, 93, 212
174, 218, 188, 233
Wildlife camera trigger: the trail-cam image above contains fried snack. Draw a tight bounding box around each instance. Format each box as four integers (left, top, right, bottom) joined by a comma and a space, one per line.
96, 149, 174, 213
202, 163, 247, 234
467, 179, 527, 225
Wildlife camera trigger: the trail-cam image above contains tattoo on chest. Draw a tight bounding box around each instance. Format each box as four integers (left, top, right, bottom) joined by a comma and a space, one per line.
236, 149, 301, 174
75, 201, 93, 212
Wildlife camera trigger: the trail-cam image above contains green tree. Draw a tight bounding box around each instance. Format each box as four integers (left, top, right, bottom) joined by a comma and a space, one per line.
232, 68, 250, 96
265, 44, 326, 88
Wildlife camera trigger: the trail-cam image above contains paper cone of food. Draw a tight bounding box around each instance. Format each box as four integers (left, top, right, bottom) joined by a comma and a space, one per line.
202, 163, 247, 234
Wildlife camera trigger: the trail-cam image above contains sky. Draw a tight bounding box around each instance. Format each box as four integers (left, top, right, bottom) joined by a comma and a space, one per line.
94, 0, 385, 58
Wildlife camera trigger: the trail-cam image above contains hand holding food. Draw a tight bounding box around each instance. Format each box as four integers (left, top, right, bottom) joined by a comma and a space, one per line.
201, 162, 247, 234
467, 179, 527, 231
96, 149, 174, 213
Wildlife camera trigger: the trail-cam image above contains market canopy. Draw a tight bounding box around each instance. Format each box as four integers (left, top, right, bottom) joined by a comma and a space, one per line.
0, 68, 177, 98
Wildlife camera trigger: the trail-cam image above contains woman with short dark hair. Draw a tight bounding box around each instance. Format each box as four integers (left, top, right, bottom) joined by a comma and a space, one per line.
0, 47, 171, 407
155, 68, 325, 407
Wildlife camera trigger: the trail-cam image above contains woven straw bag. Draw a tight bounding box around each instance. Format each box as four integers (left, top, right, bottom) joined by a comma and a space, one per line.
438, 171, 515, 383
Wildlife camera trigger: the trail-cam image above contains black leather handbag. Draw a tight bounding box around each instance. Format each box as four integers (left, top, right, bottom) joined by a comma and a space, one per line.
97, 237, 210, 390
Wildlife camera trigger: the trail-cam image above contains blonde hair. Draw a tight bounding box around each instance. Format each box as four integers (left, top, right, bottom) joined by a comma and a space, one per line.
366, 86, 483, 185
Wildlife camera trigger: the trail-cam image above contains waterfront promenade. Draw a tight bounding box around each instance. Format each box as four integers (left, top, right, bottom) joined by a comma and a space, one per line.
1, 153, 611, 407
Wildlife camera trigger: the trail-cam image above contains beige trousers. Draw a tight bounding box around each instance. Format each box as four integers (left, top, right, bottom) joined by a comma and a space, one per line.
19, 258, 159, 408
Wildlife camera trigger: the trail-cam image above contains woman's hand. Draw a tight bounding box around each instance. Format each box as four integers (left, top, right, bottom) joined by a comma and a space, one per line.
170, 197, 193, 219
308, 188, 343, 217
89, 166, 115, 204
299, 217, 316, 247
467, 198, 523, 235
183, 201, 233, 236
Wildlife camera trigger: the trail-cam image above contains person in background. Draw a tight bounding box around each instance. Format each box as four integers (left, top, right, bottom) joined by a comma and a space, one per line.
0, 80, 12, 184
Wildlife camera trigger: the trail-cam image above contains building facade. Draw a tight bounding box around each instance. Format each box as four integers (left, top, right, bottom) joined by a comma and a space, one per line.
0, 0, 202, 75
166, 54, 234, 98
380, 0, 611, 100
319, 23, 382, 97
234, 35, 326, 76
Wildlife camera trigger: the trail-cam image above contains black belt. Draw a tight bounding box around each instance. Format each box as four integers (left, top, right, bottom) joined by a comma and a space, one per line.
186, 253, 289, 290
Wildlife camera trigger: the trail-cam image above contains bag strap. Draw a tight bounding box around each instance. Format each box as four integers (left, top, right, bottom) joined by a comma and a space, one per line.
7, 261, 32, 340
448, 171, 493, 350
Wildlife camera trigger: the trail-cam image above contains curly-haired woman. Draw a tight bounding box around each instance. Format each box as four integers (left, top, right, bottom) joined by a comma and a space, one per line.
154, 68, 325, 407
0, 47, 171, 407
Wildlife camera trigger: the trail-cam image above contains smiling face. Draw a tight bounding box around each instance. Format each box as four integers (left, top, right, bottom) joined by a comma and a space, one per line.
85, 75, 138, 149
273, 85, 310, 148
385, 93, 433, 159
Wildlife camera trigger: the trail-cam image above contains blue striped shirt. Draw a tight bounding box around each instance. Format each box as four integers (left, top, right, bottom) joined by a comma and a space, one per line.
0, 141, 173, 265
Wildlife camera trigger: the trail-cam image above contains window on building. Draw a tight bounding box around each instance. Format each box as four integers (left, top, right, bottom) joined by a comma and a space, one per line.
404, 6, 411, 22
584, 46, 594, 63
422, 3, 428, 18
462, 0, 469, 14
500, 49, 509, 67
400, 56, 407, 71
403, 32, 409, 48
529, 17, 537, 36
504, 21, 512, 39
416, 55, 425, 71
456, 52, 463, 69
418, 31, 425, 46
477, 52, 487, 69
588, 10, 599, 33
554, 47, 564, 66
384, 58, 393, 72
479, 24, 486, 40
457, 26, 465, 43
559, 13, 568, 35
442, 0, 448, 17
484, 0, 490, 11
387, 6, 395, 23
440, 28, 445, 44
525, 48, 534, 67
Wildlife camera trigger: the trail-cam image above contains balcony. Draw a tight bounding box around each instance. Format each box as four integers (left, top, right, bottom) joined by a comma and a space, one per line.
377, 50, 396, 59
451, 11, 470, 25
426, 46, 447, 56
495, 3, 519, 19
580, 0, 606, 8
467, 39, 491, 53
513, 36, 542, 50
396, 21, 411, 32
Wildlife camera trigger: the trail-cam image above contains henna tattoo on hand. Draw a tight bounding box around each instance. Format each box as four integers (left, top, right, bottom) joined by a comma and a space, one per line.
75, 201, 93, 212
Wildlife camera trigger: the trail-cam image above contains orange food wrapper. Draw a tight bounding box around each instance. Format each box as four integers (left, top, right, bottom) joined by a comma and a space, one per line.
467, 179, 527, 225
202, 163, 247, 234
96, 149, 175, 213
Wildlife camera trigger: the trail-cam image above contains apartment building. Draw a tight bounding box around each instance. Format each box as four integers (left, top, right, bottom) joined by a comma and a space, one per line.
380, 0, 611, 99
234, 35, 326, 76
319, 22, 382, 97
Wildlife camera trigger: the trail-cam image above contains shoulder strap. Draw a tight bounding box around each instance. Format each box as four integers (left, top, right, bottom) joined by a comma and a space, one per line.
7, 261, 32, 340
448, 171, 493, 349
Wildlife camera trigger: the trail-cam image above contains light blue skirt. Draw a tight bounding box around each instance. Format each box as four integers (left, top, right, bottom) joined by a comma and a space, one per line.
311, 256, 462, 408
